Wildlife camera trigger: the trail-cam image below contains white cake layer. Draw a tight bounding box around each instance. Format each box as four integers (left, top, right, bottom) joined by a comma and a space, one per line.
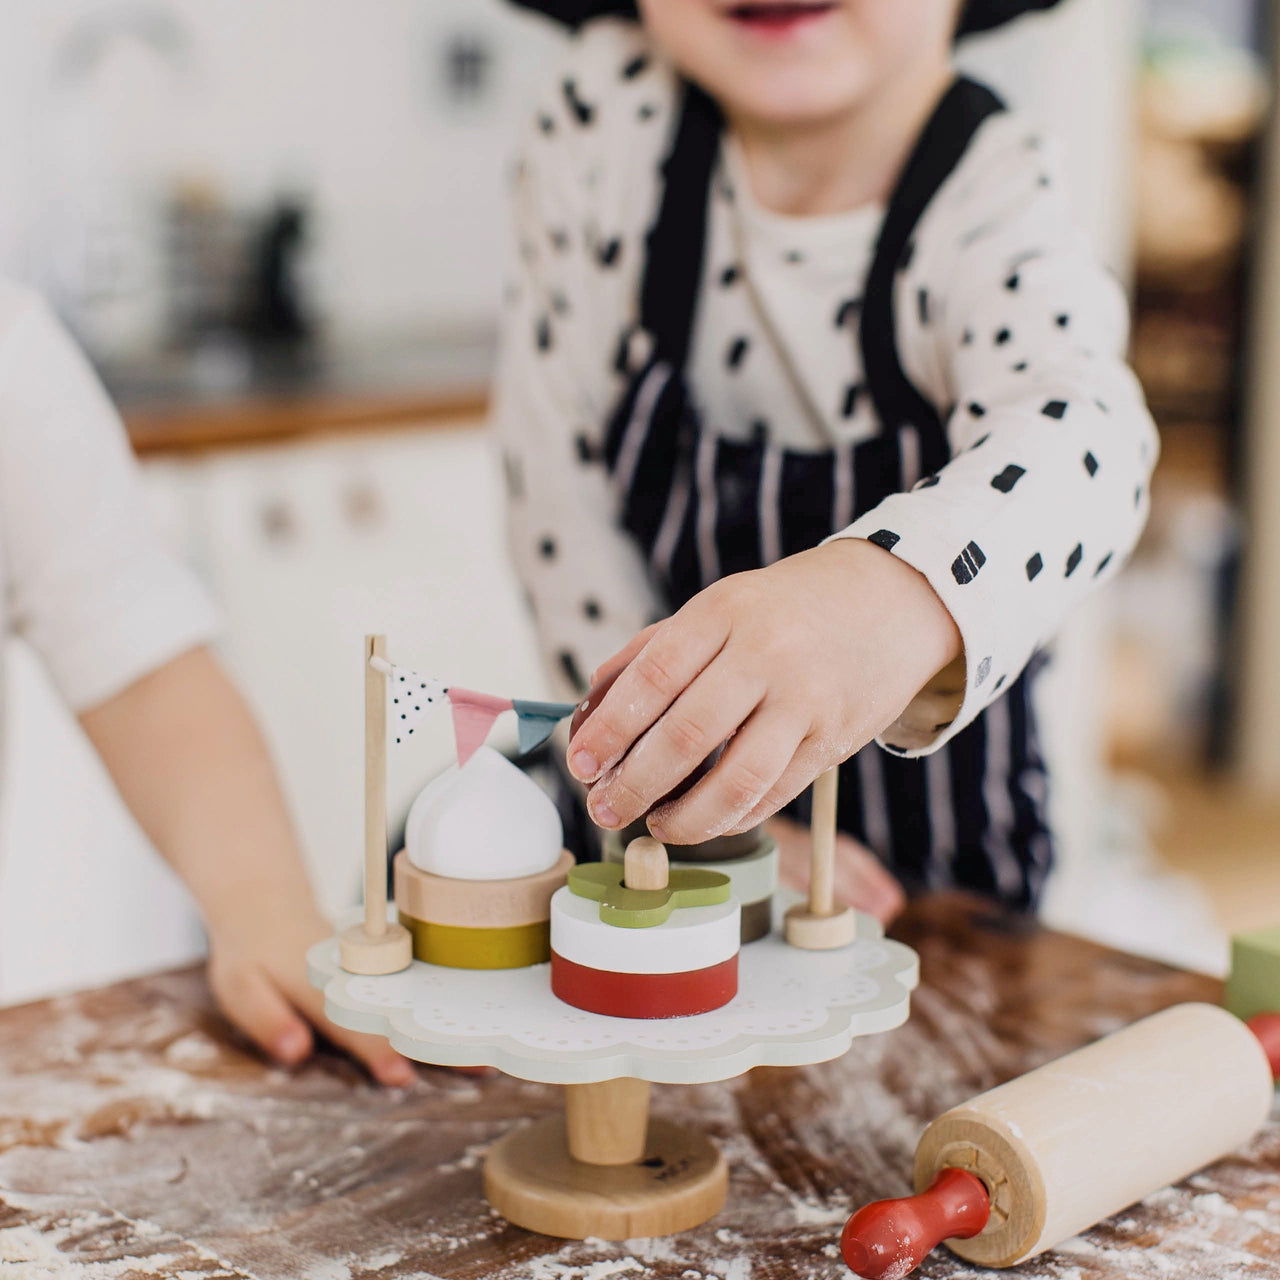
550, 886, 740, 975
405, 746, 563, 881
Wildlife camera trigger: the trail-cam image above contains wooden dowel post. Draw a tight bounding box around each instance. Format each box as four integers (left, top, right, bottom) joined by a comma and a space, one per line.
339, 634, 412, 975
564, 1079, 651, 1166
365, 634, 389, 939
809, 766, 838, 917
784, 765, 857, 951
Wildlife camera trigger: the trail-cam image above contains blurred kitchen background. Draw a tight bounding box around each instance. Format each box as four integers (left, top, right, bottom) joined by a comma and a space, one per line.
0, 0, 1275, 1003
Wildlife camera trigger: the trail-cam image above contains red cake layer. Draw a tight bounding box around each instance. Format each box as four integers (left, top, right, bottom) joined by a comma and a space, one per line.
550, 951, 738, 1019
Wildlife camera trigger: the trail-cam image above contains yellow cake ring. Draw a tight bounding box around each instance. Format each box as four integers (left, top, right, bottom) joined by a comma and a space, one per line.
393, 849, 573, 969
397, 913, 551, 969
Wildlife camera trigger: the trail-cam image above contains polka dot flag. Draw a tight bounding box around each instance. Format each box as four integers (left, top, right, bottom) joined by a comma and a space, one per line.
370, 656, 576, 763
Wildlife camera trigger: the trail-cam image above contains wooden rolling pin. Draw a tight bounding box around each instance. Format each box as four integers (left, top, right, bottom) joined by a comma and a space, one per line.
842, 1004, 1280, 1278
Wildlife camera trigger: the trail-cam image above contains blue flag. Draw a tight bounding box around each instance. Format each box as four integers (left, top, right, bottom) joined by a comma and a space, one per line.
512, 698, 578, 754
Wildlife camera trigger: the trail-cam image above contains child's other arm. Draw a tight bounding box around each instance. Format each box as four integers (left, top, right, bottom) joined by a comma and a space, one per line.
0, 290, 409, 1082
80, 648, 413, 1084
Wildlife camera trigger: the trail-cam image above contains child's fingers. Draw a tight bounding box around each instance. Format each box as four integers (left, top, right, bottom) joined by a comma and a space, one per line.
831, 834, 906, 924
589, 622, 664, 689
585, 662, 763, 830
567, 609, 729, 784
208, 957, 314, 1067
723, 749, 832, 836
644, 704, 803, 844
284, 978, 417, 1087
569, 623, 663, 739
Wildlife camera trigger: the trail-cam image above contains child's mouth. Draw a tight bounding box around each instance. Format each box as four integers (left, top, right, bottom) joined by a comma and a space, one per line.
725, 1, 838, 36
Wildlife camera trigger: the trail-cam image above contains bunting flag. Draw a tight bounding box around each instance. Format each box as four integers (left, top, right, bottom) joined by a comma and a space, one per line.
447, 687, 515, 766
370, 655, 579, 763
381, 663, 448, 744
512, 698, 579, 755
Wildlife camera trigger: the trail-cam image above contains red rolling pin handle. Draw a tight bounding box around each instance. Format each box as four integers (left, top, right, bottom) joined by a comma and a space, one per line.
841, 1168, 989, 1280
841, 1011, 1280, 1280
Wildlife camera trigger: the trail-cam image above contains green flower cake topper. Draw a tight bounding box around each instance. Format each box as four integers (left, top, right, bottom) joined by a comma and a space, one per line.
566, 861, 731, 929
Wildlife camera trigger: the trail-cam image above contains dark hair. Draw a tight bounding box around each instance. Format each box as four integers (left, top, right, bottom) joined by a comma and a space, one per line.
509, 1, 1063, 37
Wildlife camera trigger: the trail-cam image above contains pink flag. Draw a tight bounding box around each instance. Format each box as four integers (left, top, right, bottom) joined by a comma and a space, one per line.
447, 688, 514, 766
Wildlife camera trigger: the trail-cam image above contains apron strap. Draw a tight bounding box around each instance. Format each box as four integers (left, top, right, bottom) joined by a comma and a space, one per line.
860, 77, 1006, 443
639, 83, 723, 369
638, 74, 1005, 431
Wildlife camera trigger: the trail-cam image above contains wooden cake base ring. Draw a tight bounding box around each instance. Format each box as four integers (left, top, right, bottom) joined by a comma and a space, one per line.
338, 921, 412, 975
784, 903, 858, 950
484, 1079, 728, 1240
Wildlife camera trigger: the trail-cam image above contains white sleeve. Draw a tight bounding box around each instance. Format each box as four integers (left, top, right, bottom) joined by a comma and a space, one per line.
0, 288, 219, 711
833, 127, 1158, 754
492, 36, 669, 700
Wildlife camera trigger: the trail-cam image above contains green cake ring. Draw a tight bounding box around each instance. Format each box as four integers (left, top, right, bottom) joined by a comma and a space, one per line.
567, 862, 731, 929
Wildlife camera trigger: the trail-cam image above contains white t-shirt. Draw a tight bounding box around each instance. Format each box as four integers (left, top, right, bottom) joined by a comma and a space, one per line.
493, 19, 1158, 755
0, 278, 219, 719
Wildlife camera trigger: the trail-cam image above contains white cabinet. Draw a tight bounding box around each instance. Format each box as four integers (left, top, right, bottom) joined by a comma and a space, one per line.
0, 418, 548, 1003
188, 420, 549, 918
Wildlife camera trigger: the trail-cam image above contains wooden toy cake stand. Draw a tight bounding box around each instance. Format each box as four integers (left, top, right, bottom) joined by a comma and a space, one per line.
308, 912, 917, 1241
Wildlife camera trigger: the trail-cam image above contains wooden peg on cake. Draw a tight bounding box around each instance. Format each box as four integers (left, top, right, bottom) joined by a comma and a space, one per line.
339, 634, 412, 975
785, 766, 857, 949
840, 1003, 1279, 1277
624, 836, 668, 890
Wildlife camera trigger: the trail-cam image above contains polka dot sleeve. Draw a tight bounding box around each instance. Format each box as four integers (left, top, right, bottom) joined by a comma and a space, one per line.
492, 26, 671, 701
832, 129, 1158, 755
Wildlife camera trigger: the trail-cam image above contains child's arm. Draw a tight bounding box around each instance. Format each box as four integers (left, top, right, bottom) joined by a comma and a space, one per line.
568, 125, 1158, 843
0, 285, 410, 1081
79, 646, 414, 1085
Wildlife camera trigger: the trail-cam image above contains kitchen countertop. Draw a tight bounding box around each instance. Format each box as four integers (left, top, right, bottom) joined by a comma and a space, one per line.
108, 331, 492, 455
0, 893, 1276, 1279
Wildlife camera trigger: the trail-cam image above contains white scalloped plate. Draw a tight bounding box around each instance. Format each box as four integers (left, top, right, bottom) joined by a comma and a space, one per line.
308, 910, 918, 1085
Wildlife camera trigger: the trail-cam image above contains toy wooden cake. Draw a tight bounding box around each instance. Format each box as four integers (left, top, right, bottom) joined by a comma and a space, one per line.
394, 746, 572, 968
320, 635, 918, 1244
550, 836, 739, 1017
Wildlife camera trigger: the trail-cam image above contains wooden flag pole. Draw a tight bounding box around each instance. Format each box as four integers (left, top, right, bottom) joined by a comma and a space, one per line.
784, 766, 857, 950
339, 634, 412, 975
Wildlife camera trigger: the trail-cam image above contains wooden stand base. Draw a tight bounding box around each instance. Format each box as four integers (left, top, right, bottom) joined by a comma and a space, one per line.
484, 1079, 728, 1240
338, 921, 412, 975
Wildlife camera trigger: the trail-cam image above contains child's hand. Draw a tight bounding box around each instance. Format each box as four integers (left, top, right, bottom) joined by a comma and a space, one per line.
767, 814, 905, 925
567, 538, 961, 844
206, 902, 416, 1087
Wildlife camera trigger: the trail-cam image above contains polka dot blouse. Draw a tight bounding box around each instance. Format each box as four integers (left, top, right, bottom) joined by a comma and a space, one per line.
492, 18, 1158, 757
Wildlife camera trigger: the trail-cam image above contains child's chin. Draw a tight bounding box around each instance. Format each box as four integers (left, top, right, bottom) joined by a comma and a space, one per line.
719, 71, 872, 129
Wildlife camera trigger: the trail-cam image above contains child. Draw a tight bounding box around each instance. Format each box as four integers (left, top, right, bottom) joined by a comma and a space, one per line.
0, 278, 412, 1085
495, 0, 1157, 915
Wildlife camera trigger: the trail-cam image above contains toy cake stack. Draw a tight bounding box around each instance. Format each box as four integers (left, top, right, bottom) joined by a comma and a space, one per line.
394, 745, 572, 968
550, 836, 739, 1017
319, 635, 917, 1244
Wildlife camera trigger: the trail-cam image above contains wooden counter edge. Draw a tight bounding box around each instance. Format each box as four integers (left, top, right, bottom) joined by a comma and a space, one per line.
124, 386, 490, 456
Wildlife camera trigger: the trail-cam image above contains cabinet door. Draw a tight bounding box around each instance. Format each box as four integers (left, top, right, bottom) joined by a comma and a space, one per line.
197, 420, 547, 918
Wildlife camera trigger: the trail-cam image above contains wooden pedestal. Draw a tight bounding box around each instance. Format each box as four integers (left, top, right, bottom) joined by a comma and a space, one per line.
484, 1078, 728, 1240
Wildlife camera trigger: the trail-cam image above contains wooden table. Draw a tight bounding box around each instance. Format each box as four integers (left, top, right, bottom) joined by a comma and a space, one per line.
1, 894, 1276, 1279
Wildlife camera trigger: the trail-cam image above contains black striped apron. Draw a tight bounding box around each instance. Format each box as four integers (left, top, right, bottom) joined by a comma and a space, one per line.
601, 77, 1052, 910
